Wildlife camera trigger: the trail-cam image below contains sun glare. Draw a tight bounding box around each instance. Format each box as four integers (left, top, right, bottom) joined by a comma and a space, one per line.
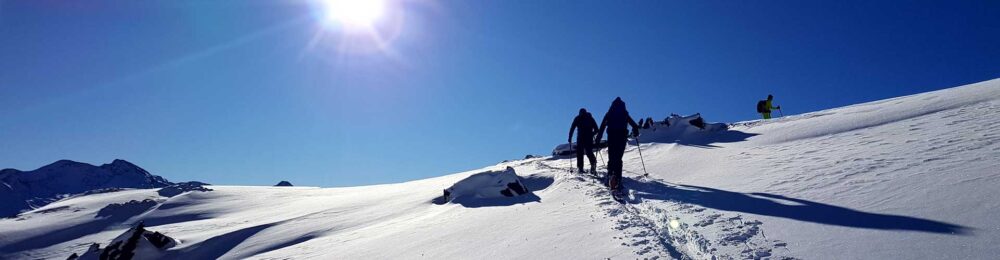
307, 0, 407, 56
323, 0, 386, 28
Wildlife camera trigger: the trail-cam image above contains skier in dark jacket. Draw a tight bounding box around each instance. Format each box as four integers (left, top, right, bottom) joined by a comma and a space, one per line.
569, 108, 599, 174
595, 97, 640, 191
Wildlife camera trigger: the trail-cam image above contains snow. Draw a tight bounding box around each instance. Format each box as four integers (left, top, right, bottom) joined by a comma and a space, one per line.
552, 142, 576, 156
0, 159, 172, 218
69, 222, 178, 260
442, 166, 529, 202
1, 78, 999, 259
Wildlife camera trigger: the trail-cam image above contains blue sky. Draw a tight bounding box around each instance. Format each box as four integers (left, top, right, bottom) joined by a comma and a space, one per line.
1, 0, 998, 187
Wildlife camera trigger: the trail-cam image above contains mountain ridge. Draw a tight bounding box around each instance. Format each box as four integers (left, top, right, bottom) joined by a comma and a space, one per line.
0, 159, 173, 218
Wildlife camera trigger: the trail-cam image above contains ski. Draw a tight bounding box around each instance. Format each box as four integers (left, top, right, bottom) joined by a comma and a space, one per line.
590, 169, 626, 204
610, 189, 626, 203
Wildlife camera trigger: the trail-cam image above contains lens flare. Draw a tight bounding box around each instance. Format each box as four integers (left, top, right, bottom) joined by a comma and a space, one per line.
323, 0, 385, 28
305, 0, 411, 58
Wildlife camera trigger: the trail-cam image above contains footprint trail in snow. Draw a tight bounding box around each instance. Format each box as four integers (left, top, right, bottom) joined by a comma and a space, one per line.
535, 160, 794, 259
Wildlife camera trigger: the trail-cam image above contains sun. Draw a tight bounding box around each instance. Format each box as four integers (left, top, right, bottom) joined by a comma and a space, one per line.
322, 0, 386, 28
306, 0, 405, 56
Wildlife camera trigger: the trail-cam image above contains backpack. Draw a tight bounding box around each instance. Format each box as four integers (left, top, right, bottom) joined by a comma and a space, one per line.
756, 100, 768, 113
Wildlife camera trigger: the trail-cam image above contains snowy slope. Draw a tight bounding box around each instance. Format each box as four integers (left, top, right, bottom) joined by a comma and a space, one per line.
627, 78, 1000, 259
1, 78, 998, 259
0, 159, 172, 218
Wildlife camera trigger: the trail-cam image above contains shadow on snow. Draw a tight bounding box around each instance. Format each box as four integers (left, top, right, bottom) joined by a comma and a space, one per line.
621, 178, 971, 235
168, 211, 335, 259
637, 128, 759, 149
0, 200, 216, 255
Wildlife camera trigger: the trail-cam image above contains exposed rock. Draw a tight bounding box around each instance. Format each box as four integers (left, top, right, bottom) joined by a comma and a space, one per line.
444, 166, 527, 202
157, 182, 212, 198
96, 199, 158, 221
68, 222, 176, 260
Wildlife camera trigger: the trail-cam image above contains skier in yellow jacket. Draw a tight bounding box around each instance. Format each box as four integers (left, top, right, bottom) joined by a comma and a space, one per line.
757, 95, 781, 119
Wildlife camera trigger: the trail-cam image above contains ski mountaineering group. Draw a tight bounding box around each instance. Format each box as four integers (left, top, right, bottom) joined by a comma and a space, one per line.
443, 95, 779, 202
568, 96, 780, 199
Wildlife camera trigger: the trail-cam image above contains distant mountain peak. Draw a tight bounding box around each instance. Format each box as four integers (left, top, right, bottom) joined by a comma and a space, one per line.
43, 159, 90, 169
53, 159, 80, 164
110, 159, 137, 166
1, 159, 175, 218
100, 159, 152, 175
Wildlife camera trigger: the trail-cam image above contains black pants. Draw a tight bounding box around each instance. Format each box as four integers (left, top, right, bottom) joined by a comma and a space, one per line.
606, 132, 628, 189
576, 140, 596, 172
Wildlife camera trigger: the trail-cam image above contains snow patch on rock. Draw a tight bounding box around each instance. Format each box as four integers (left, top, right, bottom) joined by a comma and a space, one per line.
157, 182, 212, 198
66, 222, 176, 260
443, 166, 529, 202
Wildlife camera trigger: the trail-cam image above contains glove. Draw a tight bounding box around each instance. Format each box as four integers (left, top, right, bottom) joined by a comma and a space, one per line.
568, 138, 572, 144
631, 128, 640, 137
776, 106, 781, 109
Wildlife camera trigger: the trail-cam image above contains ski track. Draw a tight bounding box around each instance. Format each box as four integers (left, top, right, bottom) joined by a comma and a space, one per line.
525, 92, 1000, 259
535, 160, 795, 260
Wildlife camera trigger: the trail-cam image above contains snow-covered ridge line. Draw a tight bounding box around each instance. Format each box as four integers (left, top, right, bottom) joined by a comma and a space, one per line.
0, 159, 174, 218
731, 79, 1000, 145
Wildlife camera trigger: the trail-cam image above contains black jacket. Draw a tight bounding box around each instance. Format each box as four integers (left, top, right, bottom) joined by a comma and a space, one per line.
597, 98, 639, 142
569, 112, 599, 144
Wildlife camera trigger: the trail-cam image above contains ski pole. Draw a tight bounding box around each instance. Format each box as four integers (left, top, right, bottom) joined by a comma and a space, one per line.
597, 147, 605, 167
634, 134, 649, 176
778, 108, 784, 117
595, 134, 605, 167
567, 142, 574, 172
